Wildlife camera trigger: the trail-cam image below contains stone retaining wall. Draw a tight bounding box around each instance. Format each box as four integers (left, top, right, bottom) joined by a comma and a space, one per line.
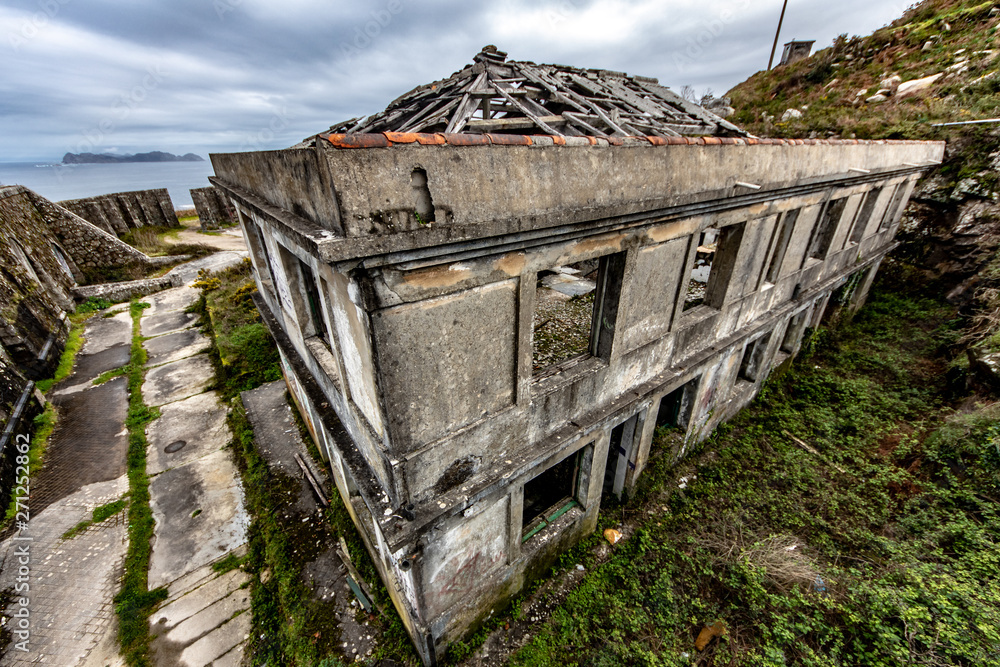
73, 276, 173, 303
191, 186, 234, 231
60, 188, 179, 235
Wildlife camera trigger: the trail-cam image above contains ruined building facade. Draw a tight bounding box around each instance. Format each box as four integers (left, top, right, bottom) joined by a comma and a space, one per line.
210, 52, 944, 664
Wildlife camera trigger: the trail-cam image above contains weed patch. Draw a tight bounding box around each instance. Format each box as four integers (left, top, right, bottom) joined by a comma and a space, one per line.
61, 497, 128, 540
113, 300, 167, 666
1, 403, 57, 530
509, 285, 1000, 666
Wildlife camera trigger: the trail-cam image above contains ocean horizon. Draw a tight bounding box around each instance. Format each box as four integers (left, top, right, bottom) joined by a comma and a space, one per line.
0, 160, 218, 209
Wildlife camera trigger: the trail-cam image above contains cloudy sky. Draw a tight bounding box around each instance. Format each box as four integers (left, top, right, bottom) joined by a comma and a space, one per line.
1, 0, 912, 162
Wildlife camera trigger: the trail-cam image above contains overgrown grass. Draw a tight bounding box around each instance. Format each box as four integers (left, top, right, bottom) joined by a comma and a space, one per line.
113, 300, 167, 667
61, 497, 128, 540
34, 316, 88, 394
1, 403, 57, 529
509, 286, 1000, 666
195, 258, 282, 396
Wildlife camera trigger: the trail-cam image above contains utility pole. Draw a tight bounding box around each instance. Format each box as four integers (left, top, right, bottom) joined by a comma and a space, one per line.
768, 0, 789, 70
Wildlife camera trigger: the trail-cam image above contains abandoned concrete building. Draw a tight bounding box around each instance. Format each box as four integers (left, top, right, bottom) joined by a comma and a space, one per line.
208, 48, 945, 664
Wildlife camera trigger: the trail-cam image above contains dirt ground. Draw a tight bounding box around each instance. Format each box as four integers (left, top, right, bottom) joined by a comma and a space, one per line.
169, 215, 247, 252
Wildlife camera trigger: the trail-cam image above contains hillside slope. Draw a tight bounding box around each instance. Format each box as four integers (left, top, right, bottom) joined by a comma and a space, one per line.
729, 0, 1000, 376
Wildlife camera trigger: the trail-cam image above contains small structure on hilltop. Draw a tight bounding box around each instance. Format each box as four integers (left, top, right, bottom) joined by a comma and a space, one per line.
209, 47, 944, 664
781, 40, 816, 66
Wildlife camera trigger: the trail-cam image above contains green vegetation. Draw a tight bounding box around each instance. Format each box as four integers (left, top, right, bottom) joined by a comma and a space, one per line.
507, 280, 1000, 666
35, 316, 88, 393
195, 258, 282, 396
120, 225, 209, 259
114, 300, 167, 667
728, 0, 1000, 142
61, 497, 128, 540
1, 403, 57, 529
77, 297, 113, 314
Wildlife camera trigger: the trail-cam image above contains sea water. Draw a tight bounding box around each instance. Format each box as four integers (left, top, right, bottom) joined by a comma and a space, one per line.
0, 161, 218, 209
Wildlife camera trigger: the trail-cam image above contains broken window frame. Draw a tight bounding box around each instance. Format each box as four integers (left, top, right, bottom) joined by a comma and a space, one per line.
296, 256, 331, 345
877, 183, 908, 233
241, 215, 279, 300
521, 448, 585, 542
780, 309, 809, 353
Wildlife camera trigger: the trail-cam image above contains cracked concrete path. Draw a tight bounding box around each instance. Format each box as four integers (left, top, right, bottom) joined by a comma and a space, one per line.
0, 310, 132, 667
141, 284, 250, 667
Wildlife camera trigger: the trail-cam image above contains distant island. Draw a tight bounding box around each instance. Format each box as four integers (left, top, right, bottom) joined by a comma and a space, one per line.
62, 151, 204, 164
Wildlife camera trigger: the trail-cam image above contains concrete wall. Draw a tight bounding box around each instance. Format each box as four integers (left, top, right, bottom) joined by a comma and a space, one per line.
59, 188, 178, 235
191, 185, 234, 231
215, 138, 945, 664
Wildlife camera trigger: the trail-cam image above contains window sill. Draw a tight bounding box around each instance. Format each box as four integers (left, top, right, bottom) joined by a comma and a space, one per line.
676, 304, 719, 329
521, 498, 581, 544
304, 336, 342, 391
531, 354, 606, 397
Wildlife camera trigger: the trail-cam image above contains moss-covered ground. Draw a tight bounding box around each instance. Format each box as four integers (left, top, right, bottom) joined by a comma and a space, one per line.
505, 271, 1000, 666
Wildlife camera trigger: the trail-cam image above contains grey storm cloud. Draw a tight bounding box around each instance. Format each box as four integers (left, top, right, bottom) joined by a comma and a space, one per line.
1, 0, 910, 161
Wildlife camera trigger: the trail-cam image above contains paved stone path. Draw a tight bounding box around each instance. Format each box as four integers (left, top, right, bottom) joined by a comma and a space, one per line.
0, 310, 133, 667
140, 283, 251, 667
0, 247, 252, 667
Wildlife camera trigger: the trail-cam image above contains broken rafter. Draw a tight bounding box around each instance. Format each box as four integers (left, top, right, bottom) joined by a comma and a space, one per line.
313, 47, 745, 143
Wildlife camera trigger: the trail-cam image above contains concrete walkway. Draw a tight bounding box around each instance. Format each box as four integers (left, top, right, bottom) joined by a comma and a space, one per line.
140, 283, 251, 667
0, 247, 252, 667
0, 310, 133, 667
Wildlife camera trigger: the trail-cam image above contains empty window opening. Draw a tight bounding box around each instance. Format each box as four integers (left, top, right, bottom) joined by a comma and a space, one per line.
522, 450, 582, 541
683, 228, 718, 310
808, 198, 847, 260
532, 252, 625, 374
683, 223, 745, 311
50, 243, 75, 281
603, 414, 640, 501
739, 331, 772, 383
297, 257, 329, 343
764, 210, 799, 285
656, 376, 700, 431
849, 188, 882, 244
781, 311, 808, 353
410, 168, 435, 224
878, 183, 907, 232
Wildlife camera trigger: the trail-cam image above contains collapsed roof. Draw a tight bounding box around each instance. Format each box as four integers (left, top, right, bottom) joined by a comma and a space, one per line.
318, 46, 745, 140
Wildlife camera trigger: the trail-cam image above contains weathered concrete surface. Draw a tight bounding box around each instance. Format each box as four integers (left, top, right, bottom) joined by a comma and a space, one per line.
139, 285, 251, 666
146, 391, 229, 475
141, 310, 200, 338
142, 355, 215, 407
0, 475, 129, 667
144, 328, 211, 367
73, 276, 174, 304
190, 186, 234, 231
164, 251, 248, 287
145, 285, 200, 317
73, 309, 132, 380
